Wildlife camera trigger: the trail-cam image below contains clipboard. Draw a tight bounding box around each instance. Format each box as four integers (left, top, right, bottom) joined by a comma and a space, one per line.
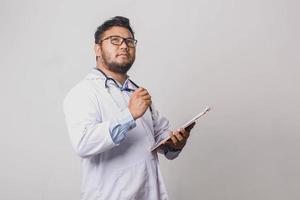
151, 106, 211, 151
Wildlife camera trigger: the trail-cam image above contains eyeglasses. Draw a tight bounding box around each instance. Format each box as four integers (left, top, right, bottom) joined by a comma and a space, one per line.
99, 35, 137, 48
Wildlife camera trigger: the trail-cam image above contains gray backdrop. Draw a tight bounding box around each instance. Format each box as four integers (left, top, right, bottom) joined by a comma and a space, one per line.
1, 0, 299, 199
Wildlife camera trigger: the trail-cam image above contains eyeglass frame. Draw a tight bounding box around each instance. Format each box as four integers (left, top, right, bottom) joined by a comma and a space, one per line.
98, 35, 138, 48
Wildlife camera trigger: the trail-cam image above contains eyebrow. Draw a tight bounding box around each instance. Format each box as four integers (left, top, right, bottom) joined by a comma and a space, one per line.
104, 35, 134, 39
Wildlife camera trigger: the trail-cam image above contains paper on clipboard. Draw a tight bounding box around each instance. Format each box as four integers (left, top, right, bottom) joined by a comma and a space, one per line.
151, 106, 211, 151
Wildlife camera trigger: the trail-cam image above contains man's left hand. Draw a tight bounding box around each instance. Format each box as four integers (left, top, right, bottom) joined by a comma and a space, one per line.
164, 122, 195, 150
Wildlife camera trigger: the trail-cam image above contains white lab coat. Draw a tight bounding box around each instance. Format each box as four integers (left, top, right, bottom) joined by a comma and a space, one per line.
63, 69, 179, 200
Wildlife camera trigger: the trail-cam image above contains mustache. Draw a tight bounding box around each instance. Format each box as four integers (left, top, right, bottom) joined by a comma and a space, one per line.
117, 51, 129, 56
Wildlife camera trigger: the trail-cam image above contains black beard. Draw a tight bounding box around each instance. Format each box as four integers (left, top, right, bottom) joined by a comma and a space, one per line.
105, 60, 133, 74
100, 47, 135, 74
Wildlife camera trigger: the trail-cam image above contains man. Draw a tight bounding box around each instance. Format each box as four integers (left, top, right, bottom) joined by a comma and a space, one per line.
63, 16, 195, 200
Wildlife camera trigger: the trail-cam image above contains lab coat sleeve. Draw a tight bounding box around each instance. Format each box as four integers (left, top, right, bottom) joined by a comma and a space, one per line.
63, 82, 135, 158
109, 108, 136, 144
158, 145, 182, 160
151, 104, 181, 160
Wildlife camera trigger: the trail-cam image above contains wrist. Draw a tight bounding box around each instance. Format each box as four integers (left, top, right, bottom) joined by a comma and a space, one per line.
128, 108, 138, 120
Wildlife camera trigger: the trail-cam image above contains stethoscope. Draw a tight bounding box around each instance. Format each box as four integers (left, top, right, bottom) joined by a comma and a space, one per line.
95, 67, 153, 113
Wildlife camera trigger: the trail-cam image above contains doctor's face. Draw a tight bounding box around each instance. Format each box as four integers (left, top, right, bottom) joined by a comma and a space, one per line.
95, 26, 136, 74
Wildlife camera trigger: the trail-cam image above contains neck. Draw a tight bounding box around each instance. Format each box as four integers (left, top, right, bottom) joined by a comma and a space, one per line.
96, 64, 128, 85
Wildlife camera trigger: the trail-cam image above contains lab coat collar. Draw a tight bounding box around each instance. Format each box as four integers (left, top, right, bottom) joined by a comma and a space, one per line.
86, 68, 136, 91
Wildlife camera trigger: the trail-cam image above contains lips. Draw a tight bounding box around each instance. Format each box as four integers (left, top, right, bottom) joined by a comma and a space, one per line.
117, 52, 129, 57
118, 54, 128, 56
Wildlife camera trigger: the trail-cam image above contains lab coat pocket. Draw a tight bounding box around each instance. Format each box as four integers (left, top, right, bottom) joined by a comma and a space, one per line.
114, 159, 149, 199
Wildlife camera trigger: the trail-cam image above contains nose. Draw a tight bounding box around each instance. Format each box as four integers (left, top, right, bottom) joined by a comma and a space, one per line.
120, 39, 129, 49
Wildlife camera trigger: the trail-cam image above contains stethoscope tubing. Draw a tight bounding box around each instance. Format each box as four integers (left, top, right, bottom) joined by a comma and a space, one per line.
95, 67, 153, 113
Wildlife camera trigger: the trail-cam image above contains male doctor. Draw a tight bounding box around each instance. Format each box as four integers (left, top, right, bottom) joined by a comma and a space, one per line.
63, 16, 195, 200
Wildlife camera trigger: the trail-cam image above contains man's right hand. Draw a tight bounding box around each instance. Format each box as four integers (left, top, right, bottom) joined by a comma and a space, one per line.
128, 87, 152, 120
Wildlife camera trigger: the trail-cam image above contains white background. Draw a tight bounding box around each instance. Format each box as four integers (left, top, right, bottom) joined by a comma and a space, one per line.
1, 0, 299, 199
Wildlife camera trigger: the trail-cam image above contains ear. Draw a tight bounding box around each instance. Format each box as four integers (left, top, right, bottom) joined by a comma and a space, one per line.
94, 43, 102, 57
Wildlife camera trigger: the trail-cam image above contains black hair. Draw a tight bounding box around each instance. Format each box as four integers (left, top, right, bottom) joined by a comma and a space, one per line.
94, 16, 135, 44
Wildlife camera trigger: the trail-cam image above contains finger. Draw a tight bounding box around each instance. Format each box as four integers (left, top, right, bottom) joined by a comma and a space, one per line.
174, 131, 184, 142
145, 99, 152, 106
133, 87, 146, 95
141, 94, 151, 101
134, 90, 148, 98
180, 128, 190, 138
137, 87, 145, 91
132, 89, 143, 98
163, 132, 174, 145
163, 138, 172, 145
138, 90, 150, 97
134, 87, 145, 93
170, 133, 179, 145
140, 99, 151, 107
185, 122, 196, 132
